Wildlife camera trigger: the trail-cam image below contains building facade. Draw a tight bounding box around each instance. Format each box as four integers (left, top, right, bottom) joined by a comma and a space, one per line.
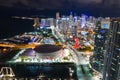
90, 19, 109, 72
103, 20, 120, 80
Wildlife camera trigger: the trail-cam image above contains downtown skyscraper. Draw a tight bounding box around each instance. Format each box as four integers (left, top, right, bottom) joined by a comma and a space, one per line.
103, 19, 120, 80
90, 18, 110, 72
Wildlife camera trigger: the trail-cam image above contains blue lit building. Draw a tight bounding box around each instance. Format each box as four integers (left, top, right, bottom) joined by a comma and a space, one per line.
90, 19, 109, 72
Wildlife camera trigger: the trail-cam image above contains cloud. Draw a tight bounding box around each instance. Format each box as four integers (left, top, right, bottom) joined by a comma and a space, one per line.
0, 0, 120, 9
77, 0, 102, 4
0, 0, 63, 9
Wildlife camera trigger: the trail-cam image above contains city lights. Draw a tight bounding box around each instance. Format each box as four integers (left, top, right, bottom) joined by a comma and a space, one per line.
0, 12, 119, 80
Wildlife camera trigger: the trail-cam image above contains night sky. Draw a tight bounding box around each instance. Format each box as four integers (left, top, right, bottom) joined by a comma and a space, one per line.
0, 0, 120, 8
0, 0, 120, 16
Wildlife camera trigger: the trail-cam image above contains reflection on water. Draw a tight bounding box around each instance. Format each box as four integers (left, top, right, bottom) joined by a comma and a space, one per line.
0, 63, 78, 80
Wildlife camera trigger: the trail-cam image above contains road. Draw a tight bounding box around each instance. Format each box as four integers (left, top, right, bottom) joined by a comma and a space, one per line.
76, 51, 103, 80
0, 30, 103, 80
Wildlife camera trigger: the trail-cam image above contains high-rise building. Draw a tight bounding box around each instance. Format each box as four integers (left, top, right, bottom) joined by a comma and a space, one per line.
103, 20, 120, 80
90, 19, 110, 72
56, 12, 60, 19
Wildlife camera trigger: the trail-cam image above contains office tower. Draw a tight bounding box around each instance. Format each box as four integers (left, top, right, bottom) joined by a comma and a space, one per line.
33, 17, 40, 31
56, 12, 60, 19
81, 14, 86, 28
103, 20, 120, 80
90, 19, 110, 72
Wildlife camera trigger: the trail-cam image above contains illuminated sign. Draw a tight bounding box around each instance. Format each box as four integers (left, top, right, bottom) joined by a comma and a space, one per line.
101, 21, 110, 29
